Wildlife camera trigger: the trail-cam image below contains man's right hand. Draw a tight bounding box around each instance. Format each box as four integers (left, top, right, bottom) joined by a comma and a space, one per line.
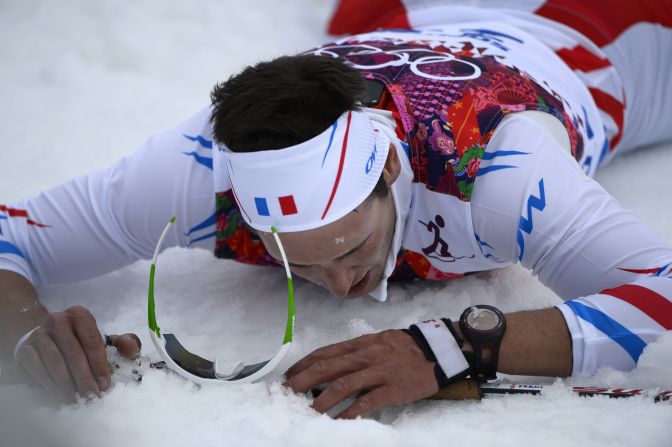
14, 305, 141, 400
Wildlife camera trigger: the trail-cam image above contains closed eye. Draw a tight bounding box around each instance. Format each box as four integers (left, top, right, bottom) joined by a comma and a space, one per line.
285, 232, 373, 269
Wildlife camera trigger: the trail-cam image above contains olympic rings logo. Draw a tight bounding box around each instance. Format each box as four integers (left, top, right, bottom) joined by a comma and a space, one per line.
308, 44, 482, 81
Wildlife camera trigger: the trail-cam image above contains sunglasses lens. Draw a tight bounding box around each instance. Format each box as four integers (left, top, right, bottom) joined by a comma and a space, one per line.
163, 334, 216, 379
163, 334, 274, 381
233, 360, 272, 379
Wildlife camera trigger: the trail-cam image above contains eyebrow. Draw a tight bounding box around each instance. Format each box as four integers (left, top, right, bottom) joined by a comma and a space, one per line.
287, 232, 373, 268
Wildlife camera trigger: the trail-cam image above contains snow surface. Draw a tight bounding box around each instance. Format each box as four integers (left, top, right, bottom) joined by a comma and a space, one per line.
1, 1, 671, 446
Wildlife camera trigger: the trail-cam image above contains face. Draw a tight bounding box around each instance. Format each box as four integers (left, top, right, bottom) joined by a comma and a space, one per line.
257, 144, 401, 298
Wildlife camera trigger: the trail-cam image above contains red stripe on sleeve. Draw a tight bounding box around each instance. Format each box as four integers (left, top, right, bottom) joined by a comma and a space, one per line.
0, 205, 28, 217
328, 0, 410, 35
588, 87, 624, 150
618, 267, 661, 275
556, 45, 611, 72
0, 205, 50, 227
25, 219, 49, 228
535, 0, 672, 48
600, 284, 672, 330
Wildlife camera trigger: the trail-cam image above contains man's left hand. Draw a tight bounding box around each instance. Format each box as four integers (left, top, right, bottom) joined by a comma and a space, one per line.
284, 329, 439, 419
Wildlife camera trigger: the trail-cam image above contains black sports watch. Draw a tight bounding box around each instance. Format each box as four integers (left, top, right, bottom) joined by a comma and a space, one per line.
459, 305, 507, 381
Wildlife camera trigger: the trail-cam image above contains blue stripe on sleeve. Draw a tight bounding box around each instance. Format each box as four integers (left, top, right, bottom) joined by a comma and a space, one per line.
0, 240, 25, 259
476, 165, 517, 176
564, 300, 646, 363
188, 231, 217, 246
183, 134, 213, 149
185, 211, 217, 236
481, 150, 530, 160
182, 151, 213, 170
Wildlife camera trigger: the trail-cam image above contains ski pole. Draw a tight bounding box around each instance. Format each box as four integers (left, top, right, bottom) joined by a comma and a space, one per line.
429, 378, 672, 402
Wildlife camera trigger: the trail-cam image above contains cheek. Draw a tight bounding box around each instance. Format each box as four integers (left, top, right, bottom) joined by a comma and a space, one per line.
351, 234, 388, 266
358, 243, 380, 263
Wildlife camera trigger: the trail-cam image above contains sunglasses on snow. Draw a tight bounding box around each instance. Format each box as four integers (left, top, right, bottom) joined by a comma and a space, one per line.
147, 216, 296, 385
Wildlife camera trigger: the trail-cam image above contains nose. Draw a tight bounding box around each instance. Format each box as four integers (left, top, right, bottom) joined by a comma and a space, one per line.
321, 264, 357, 298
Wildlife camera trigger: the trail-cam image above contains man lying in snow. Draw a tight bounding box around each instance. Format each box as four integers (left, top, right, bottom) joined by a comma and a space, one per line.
1, 0, 671, 418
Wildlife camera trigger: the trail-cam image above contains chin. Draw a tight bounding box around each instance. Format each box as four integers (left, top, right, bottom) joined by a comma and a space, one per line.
344, 290, 369, 299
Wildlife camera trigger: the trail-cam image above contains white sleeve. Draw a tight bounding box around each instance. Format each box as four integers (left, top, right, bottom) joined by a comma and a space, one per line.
470, 113, 672, 376
0, 107, 219, 285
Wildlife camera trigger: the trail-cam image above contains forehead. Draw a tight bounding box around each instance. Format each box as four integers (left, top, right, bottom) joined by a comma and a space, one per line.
261, 199, 380, 264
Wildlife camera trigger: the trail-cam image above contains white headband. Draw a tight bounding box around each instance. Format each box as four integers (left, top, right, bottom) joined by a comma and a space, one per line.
219, 109, 391, 233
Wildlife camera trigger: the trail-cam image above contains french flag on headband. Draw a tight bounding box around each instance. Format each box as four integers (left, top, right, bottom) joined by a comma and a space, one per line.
254, 195, 298, 217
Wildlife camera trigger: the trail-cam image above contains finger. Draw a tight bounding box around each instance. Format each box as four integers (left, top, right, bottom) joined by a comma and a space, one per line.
286, 342, 386, 393
33, 333, 78, 398
312, 368, 385, 414
15, 343, 55, 390
336, 385, 394, 419
286, 333, 378, 377
71, 316, 110, 392
45, 313, 100, 398
107, 333, 141, 359
286, 352, 366, 394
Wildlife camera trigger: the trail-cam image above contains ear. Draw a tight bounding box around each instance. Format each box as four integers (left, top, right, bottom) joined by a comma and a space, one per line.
382, 142, 401, 186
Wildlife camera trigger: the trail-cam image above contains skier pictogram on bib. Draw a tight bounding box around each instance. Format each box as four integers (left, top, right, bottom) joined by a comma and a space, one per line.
419, 214, 474, 263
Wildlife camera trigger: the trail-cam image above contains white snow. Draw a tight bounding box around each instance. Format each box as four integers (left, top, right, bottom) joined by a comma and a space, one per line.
1, 1, 671, 446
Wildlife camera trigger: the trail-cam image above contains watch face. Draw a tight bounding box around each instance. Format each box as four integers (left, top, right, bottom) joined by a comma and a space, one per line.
466, 307, 500, 331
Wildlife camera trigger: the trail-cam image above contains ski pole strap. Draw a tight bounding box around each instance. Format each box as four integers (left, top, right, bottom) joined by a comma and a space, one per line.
403, 318, 471, 388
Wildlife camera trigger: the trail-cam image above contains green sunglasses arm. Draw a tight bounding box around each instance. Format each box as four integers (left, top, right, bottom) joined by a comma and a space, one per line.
148, 219, 295, 345
148, 263, 161, 338
272, 226, 296, 345
148, 216, 176, 338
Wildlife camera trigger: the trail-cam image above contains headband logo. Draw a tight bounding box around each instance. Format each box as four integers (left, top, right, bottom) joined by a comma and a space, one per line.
254, 195, 298, 217
365, 143, 378, 174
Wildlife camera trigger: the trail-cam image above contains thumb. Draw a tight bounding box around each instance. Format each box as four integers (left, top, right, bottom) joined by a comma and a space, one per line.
106, 333, 142, 359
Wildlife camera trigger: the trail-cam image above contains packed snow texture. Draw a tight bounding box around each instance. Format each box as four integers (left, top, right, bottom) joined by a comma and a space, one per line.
1, 1, 671, 446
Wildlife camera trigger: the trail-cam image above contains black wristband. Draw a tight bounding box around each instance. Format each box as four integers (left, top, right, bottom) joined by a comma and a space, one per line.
402, 322, 469, 389
401, 327, 436, 362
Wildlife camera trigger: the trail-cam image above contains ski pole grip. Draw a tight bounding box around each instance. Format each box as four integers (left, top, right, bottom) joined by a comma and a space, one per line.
428, 378, 483, 400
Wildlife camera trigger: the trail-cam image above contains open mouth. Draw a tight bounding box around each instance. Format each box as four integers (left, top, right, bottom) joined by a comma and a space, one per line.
347, 270, 370, 296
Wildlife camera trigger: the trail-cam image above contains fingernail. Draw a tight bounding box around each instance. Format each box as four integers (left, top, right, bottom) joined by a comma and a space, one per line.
131, 334, 142, 351
97, 376, 109, 390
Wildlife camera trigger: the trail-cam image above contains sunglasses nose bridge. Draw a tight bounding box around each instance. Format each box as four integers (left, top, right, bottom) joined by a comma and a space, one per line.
214, 358, 245, 379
